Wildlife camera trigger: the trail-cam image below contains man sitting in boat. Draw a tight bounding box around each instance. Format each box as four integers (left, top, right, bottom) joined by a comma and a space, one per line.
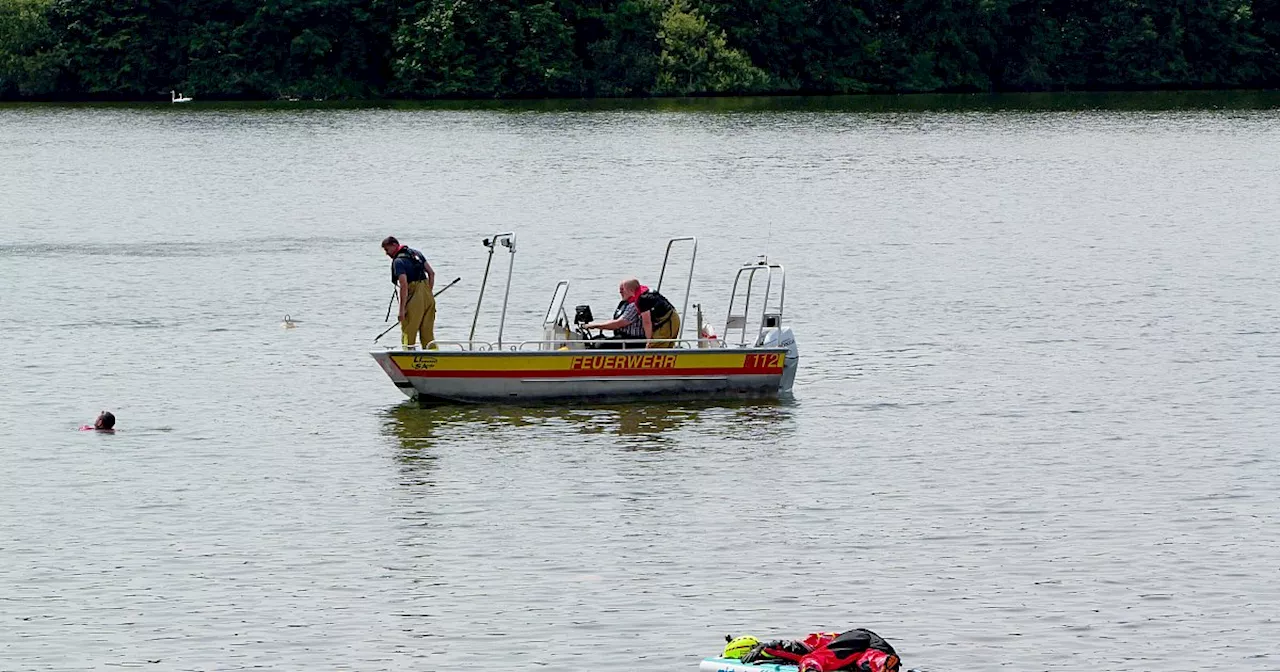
581, 279, 648, 349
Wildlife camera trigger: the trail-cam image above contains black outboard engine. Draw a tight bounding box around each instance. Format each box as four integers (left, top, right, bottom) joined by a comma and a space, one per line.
574, 305, 594, 326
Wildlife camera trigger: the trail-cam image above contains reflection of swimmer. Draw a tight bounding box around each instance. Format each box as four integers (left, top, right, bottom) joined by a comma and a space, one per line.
80, 411, 116, 432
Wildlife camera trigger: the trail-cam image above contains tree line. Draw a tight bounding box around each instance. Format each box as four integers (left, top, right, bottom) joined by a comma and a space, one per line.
3, 0, 1280, 101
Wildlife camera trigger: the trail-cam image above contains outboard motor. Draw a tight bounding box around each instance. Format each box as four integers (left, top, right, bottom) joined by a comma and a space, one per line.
574, 305, 594, 326
759, 326, 800, 394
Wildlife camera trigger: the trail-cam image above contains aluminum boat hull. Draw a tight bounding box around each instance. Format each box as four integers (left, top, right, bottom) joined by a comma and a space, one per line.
371, 348, 792, 405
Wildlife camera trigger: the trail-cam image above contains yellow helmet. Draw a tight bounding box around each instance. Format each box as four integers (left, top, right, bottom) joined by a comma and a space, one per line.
722, 635, 759, 659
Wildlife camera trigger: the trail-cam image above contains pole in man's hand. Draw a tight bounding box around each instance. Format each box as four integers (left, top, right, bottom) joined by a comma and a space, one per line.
374, 277, 462, 343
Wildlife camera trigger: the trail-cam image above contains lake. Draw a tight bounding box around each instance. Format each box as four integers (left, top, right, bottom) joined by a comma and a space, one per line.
2, 93, 1279, 670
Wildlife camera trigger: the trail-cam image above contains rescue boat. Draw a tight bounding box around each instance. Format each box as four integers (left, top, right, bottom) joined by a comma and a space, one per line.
371, 233, 799, 405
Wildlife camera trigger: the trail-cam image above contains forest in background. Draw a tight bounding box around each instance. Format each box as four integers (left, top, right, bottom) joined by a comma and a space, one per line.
3, 0, 1280, 100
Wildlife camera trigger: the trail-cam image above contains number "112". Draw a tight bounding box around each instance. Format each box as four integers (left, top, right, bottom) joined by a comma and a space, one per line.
746, 353, 783, 369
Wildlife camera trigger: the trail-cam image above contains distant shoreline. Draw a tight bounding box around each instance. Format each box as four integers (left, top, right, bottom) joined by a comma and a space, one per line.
5, 90, 1280, 112
8, 1, 1280, 109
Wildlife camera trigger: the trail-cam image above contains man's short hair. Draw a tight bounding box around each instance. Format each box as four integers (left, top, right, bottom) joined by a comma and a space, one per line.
381, 236, 399, 248
97, 411, 115, 429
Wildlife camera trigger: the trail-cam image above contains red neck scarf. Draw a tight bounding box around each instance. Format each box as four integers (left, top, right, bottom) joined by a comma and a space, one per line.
626, 285, 648, 304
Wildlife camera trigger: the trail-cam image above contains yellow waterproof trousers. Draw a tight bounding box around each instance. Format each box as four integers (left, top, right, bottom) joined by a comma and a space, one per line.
402, 280, 437, 349
648, 310, 681, 348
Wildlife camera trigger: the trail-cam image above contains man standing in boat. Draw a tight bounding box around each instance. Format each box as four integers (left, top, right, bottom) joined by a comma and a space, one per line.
381, 236, 437, 349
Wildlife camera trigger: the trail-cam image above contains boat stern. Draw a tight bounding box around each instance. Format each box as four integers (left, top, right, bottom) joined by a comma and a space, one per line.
760, 326, 799, 394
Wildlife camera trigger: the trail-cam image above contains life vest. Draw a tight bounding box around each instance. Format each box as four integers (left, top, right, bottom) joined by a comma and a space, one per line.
636, 290, 675, 326
391, 246, 428, 284
757, 629, 899, 672
612, 299, 645, 338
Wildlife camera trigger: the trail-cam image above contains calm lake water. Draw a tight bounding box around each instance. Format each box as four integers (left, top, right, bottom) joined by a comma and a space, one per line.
2, 93, 1279, 670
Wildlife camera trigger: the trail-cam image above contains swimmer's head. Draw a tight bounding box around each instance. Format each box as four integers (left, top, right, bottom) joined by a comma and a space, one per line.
95, 411, 115, 430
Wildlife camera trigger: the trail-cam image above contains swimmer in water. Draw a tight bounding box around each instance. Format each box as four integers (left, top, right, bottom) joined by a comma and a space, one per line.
80, 411, 116, 432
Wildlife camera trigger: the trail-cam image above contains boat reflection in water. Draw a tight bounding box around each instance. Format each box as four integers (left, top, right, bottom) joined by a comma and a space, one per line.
382, 399, 796, 457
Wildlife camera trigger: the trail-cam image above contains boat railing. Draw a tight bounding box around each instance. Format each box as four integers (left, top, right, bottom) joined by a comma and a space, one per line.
542, 281, 570, 329
539, 281, 572, 350
419, 340, 506, 351
513, 338, 720, 351
398, 338, 741, 351
655, 236, 697, 341
392, 335, 779, 352
725, 259, 786, 347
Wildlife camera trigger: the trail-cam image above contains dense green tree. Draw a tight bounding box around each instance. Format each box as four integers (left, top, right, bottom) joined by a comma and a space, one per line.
696, 0, 812, 91
803, 0, 885, 92
6, 0, 1280, 100
697, 0, 887, 93
653, 0, 767, 95
47, 0, 390, 98
0, 0, 62, 97
571, 0, 662, 96
1177, 0, 1265, 86
983, 0, 1066, 91
393, 0, 580, 97
1090, 0, 1187, 86
51, 0, 187, 96
220, 0, 394, 98
875, 0, 999, 92
1257, 0, 1280, 80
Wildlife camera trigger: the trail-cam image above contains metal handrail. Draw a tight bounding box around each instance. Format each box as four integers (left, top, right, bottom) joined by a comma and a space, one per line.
760, 262, 786, 345
515, 338, 719, 350
435, 340, 497, 351
655, 236, 697, 341
725, 264, 759, 346
376, 341, 497, 351
426, 340, 500, 351
725, 260, 786, 347
757, 262, 786, 345
382, 338, 787, 352
542, 281, 570, 328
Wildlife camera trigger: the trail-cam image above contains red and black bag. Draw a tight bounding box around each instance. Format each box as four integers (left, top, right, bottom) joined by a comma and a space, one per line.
741, 629, 899, 672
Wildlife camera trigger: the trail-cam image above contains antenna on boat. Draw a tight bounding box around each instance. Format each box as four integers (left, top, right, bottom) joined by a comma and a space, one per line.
469, 232, 517, 349
765, 220, 772, 262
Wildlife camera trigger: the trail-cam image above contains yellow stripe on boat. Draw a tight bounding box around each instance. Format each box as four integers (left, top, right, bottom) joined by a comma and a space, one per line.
389, 350, 784, 375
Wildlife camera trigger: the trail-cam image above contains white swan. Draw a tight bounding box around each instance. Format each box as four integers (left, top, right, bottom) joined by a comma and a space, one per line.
171, 90, 193, 103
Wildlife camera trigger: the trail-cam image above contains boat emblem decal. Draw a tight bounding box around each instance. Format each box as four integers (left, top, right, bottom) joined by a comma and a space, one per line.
409, 355, 439, 370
